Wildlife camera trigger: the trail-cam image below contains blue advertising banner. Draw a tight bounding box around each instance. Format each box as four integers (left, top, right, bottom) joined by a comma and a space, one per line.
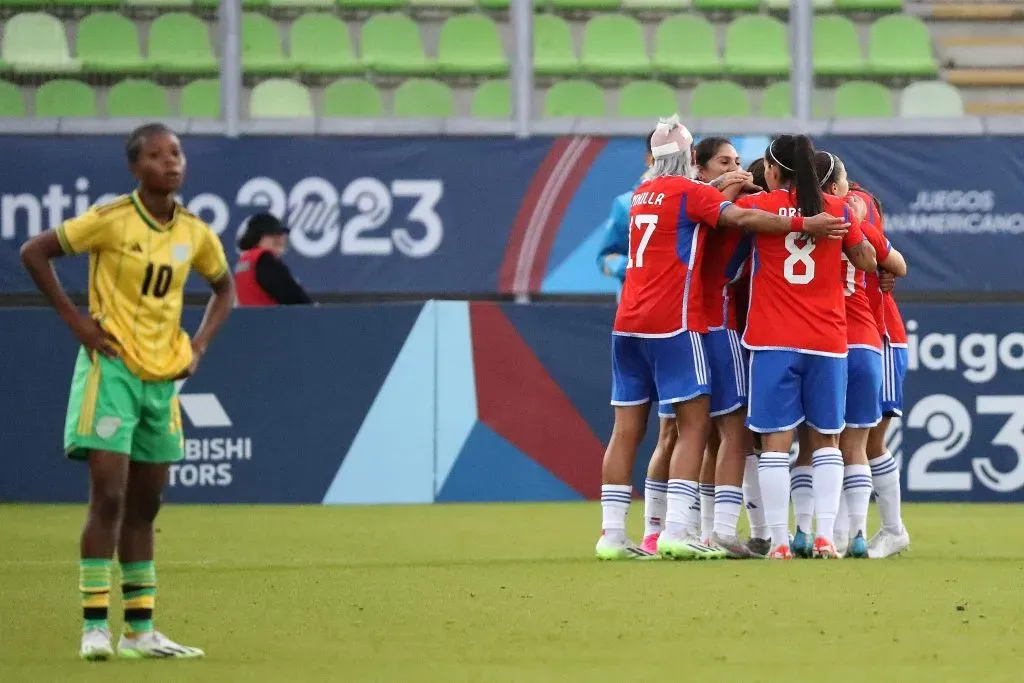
1, 301, 1022, 504
2, 135, 1017, 296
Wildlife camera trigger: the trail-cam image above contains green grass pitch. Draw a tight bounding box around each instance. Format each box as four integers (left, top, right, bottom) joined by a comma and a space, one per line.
2, 502, 1023, 682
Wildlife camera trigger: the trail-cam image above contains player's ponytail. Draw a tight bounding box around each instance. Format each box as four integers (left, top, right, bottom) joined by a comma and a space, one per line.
765, 135, 823, 217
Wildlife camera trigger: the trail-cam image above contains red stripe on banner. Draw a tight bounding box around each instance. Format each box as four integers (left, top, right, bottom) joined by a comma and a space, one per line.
470, 302, 603, 499
498, 138, 574, 293
525, 137, 608, 292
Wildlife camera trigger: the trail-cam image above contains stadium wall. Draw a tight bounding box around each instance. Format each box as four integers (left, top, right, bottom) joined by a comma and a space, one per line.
1, 135, 1022, 296
2, 302, 1022, 504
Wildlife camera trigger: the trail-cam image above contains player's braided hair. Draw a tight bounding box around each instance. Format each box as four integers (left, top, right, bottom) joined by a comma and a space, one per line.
126, 123, 175, 164
766, 135, 823, 218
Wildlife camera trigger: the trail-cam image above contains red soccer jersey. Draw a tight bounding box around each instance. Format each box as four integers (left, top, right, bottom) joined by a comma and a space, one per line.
701, 226, 751, 331
842, 219, 890, 351
853, 189, 909, 345
737, 190, 866, 356
613, 176, 730, 336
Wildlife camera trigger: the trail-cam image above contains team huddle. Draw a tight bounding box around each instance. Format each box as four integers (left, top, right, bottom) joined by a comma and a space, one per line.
596, 117, 911, 561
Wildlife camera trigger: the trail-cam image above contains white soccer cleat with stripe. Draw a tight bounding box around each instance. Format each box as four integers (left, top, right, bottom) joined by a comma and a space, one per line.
117, 631, 205, 660
80, 627, 114, 661
595, 534, 657, 560
867, 527, 910, 559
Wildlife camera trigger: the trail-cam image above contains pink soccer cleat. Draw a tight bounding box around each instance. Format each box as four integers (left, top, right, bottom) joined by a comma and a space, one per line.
641, 533, 660, 555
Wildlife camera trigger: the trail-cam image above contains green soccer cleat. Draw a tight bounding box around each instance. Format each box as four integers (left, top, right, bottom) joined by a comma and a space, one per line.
846, 531, 868, 559
657, 534, 726, 561
595, 535, 657, 560
117, 631, 205, 660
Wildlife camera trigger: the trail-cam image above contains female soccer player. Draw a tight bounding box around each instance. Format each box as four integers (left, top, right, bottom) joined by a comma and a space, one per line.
20, 124, 234, 660
735, 135, 876, 559
596, 119, 848, 561
815, 152, 907, 558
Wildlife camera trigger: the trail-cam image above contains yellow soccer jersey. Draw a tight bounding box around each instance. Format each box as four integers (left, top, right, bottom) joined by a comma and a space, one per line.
56, 191, 229, 381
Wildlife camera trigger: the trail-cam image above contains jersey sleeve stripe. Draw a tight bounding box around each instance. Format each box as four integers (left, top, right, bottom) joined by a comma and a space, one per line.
56, 226, 75, 254
206, 265, 229, 283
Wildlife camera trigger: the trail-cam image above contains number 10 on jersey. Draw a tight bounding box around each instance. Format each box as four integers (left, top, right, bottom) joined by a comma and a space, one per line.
627, 215, 658, 269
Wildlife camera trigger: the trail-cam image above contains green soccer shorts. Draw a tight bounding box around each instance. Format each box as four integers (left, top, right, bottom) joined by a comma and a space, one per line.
64, 348, 184, 463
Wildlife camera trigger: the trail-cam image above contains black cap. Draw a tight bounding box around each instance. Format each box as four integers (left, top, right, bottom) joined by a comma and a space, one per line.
238, 212, 289, 251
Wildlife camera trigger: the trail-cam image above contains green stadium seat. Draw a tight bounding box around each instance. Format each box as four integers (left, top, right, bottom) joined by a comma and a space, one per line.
409, 0, 473, 10
868, 15, 937, 76
77, 13, 146, 75
833, 80, 892, 116
471, 80, 511, 118
437, 15, 507, 77
0, 81, 25, 116
618, 81, 678, 118
271, 0, 332, 8
479, 0, 510, 8
534, 14, 578, 77
2, 13, 79, 73
361, 14, 433, 77
653, 14, 721, 77
694, 0, 758, 10
690, 80, 751, 117
724, 15, 789, 77
765, 0, 835, 8
243, 13, 292, 75
836, 0, 903, 11
624, 0, 689, 10
128, 0, 191, 7
550, 0, 618, 13
149, 14, 217, 75
544, 80, 605, 117
35, 80, 95, 117
760, 81, 791, 118
814, 15, 864, 76
250, 79, 313, 117
180, 79, 220, 118
107, 79, 170, 117
291, 14, 361, 76
900, 81, 963, 117
338, 0, 408, 12
581, 15, 649, 77
323, 78, 384, 116
393, 79, 454, 117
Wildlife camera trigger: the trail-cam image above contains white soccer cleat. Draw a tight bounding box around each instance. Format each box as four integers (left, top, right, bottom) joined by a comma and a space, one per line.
80, 627, 114, 661
117, 631, 205, 659
834, 531, 850, 557
595, 534, 656, 561
867, 527, 910, 559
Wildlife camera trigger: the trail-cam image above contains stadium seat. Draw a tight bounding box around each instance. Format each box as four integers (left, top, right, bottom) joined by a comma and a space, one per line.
180, 79, 221, 118
393, 79, 454, 117
868, 15, 938, 77
479, 0, 510, 8
271, 0, 332, 8
694, 0, 758, 10
544, 80, 606, 117
653, 14, 722, 77
836, 0, 902, 10
149, 14, 218, 75
618, 81, 678, 118
2, 13, 79, 73
900, 81, 964, 117
77, 13, 146, 75
833, 80, 893, 117
471, 80, 511, 118
0, 81, 26, 117
361, 14, 434, 77
551, 0, 619, 14
250, 79, 314, 117
765, 0, 835, 8
409, 0, 473, 10
623, 0, 690, 9
243, 13, 292, 75
338, 0, 408, 12
760, 81, 792, 118
581, 15, 649, 77
107, 79, 170, 117
534, 14, 578, 77
291, 14, 361, 76
814, 15, 864, 76
35, 80, 95, 117
437, 15, 508, 77
690, 80, 751, 117
724, 15, 789, 77
128, 0, 191, 7
323, 78, 385, 116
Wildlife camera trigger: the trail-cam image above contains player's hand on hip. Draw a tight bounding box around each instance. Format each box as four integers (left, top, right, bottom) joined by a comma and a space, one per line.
72, 315, 118, 358
803, 212, 850, 240
878, 270, 897, 293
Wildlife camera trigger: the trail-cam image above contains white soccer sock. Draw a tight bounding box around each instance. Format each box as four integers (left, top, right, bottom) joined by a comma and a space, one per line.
811, 448, 844, 542
834, 490, 850, 536
790, 465, 814, 533
713, 485, 744, 538
844, 464, 873, 537
699, 484, 715, 543
870, 451, 904, 533
665, 479, 699, 538
742, 454, 768, 539
601, 484, 631, 542
757, 452, 792, 549
643, 478, 668, 538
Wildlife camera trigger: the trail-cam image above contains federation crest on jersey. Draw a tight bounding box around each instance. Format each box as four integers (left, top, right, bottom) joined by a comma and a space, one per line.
172, 244, 191, 263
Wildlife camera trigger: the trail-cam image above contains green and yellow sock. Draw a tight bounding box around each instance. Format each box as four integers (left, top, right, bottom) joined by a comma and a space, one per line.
80, 558, 112, 631
120, 560, 156, 636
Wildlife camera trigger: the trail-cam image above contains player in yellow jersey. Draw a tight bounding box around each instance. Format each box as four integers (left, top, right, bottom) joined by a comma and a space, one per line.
20, 123, 235, 661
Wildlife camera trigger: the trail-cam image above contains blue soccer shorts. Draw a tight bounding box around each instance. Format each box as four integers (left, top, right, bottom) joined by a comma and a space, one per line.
846, 347, 883, 428
746, 349, 847, 434
611, 331, 711, 414
706, 328, 748, 417
880, 338, 908, 418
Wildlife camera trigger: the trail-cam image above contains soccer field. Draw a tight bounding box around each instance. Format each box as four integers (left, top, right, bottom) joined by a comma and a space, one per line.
2, 503, 1022, 683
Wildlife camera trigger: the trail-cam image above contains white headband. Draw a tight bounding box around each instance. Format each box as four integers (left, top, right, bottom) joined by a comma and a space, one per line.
768, 139, 794, 173
818, 152, 835, 187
